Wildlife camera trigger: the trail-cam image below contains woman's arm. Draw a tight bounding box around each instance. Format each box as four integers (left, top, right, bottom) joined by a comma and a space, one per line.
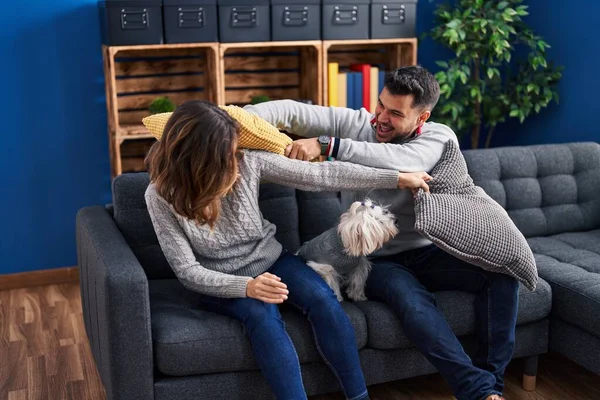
246, 150, 400, 192
145, 188, 252, 298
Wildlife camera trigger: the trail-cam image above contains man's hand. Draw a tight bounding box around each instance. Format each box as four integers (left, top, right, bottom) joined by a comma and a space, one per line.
285, 138, 321, 161
246, 272, 289, 304
397, 171, 433, 193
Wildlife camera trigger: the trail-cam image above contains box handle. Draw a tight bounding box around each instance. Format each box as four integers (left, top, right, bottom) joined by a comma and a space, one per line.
332, 5, 358, 26
283, 6, 309, 27
381, 5, 406, 25
178, 7, 205, 28
231, 7, 258, 28
120, 8, 149, 30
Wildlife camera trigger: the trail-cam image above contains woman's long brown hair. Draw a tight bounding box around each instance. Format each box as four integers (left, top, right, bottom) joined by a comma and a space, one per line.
145, 100, 240, 228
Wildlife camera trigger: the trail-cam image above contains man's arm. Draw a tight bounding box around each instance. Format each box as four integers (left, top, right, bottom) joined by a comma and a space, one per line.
333, 125, 458, 172
244, 100, 458, 172
243, 100, 372, 140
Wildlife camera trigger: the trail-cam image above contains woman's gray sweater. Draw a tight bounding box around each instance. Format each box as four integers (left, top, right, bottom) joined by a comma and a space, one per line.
145, 150, 400, 298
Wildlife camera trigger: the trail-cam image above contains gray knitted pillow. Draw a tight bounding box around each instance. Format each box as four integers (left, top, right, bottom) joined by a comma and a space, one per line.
413, 140, 538, 291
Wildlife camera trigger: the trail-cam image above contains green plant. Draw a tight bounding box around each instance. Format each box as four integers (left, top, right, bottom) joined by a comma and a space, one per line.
427, 0, 563, 148
250, 95, 271, 105
149, 96, 176, 114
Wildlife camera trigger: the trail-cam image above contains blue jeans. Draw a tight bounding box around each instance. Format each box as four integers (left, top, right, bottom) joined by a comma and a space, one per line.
198, 251, 369, 400
367, 244, 519, 400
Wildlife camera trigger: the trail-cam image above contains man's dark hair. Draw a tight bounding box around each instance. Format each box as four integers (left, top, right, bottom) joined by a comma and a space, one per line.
384, 65, 440, 110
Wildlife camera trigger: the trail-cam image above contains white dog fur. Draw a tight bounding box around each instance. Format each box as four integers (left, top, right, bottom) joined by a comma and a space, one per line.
296, 199, 398, 301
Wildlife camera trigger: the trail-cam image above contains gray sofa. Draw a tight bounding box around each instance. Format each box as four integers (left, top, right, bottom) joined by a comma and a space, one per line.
76, 141, 600, 400
464, 141, 600, 375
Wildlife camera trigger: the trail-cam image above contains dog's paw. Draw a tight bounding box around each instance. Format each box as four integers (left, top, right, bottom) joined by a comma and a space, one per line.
346, 289, 368, 302
349, 293, 368, 302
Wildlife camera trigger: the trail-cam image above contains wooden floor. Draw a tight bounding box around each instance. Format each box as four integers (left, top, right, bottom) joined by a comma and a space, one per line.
1, 283, 600, 400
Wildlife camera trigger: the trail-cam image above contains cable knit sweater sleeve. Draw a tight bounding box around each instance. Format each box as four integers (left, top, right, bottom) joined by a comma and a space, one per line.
245, 150, 400, 191
145, 186, 252, 298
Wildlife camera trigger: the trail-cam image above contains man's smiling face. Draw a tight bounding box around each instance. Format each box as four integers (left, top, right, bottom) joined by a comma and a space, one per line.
374, 88, 431, 143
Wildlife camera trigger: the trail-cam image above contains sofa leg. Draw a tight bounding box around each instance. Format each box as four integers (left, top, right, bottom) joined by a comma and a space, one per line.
522, 355, 538, 391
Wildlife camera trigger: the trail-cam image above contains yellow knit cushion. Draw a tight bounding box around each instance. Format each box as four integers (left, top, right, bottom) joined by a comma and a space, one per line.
141, 105, 292, 155
142, 112, 171, 140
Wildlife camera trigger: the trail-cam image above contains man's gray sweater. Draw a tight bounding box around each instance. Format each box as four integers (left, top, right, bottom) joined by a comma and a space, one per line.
244, 100, 459, 257
145, 150, 400, 298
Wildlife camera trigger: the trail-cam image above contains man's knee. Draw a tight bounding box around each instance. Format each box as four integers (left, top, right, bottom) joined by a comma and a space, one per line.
307, 286, 343, 316
372, 265, 430, 298
492, 273, 520, 295
394, 290, 436, 321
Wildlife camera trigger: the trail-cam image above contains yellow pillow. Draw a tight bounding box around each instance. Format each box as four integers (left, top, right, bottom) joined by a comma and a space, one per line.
141, 105, 292, 155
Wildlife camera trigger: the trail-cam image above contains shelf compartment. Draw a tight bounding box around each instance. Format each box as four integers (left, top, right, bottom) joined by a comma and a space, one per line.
322, 38, 417, 106
219, 41, 322, 106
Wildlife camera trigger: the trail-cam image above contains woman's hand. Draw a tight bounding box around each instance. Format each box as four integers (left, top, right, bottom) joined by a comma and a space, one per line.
397, 171, 433, 193
285, 138, 321, 161
246, 272, 289, 304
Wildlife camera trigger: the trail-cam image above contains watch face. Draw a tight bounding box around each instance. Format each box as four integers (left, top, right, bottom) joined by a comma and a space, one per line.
318, 135, 330, 145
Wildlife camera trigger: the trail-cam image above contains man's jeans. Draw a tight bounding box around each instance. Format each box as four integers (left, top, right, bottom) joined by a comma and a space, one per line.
367, 244, 519, 400
198, 251, 369, 400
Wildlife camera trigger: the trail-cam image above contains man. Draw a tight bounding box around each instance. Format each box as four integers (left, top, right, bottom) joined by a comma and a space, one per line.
244, 65, 517, 400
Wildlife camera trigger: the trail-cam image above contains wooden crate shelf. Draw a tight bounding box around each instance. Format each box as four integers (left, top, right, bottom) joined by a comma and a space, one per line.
219, 41, 322, 107
119, 138, 156, 174
102, 39, 417, 177
102, 43, 220, 176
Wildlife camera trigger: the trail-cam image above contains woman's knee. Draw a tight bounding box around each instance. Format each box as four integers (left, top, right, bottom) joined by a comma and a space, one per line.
241, 300, 284, 330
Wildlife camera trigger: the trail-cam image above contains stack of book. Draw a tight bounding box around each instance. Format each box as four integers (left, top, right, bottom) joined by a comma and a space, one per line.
327, 62, 386, 111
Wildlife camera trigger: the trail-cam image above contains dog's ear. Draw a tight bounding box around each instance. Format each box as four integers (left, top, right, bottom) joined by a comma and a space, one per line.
380, 213, 399, 242
339, 210, 395, 256
338, 211, 364, 256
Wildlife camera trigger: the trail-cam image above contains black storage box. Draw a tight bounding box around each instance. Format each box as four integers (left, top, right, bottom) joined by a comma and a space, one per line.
99, 0, 164, 45
163, 0, 218, 43
322, 0, 370, 40
370, 0, 416, 39
218, 0, 270, 42
271, 0, 321, 41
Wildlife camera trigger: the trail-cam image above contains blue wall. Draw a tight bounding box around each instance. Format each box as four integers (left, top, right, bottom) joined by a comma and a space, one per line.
1, 0, 598, 274
491, 1, 600, 147
418, 1, 600, 148
1, 0, 111, 274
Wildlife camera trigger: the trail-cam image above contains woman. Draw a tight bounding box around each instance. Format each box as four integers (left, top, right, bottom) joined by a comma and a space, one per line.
144, 100, 432, 400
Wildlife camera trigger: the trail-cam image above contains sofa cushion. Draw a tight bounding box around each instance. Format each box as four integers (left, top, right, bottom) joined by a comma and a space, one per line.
258, 183, 301, 252
141, 105, 293, 154
149, 279, 368, 376
414, 140, 538, 291
354, 279, 552, 350
112, 172, 175, 280
296, 190, 342, 246
463, 142, 600, 238
528, 230, 600, 337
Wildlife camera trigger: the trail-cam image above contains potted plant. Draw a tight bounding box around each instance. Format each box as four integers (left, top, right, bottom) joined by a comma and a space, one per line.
250, 95, 271, 105
149, 96, 176, 114
427, 0, 563, 148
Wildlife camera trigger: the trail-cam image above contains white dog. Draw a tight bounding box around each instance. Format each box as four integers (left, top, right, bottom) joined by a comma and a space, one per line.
296, 199, 398, 302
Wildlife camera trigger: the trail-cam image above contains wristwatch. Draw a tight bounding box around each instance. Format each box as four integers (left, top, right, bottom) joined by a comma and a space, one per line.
318, 135, 331, 156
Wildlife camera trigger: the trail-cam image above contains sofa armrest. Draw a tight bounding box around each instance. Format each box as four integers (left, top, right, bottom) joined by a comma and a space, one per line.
76, 206, 154, 400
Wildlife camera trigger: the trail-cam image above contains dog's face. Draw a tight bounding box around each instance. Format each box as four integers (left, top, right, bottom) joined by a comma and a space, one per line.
337, 199, 399, 257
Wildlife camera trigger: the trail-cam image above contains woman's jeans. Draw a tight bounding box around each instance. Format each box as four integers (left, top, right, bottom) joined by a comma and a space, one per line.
367, 244, 520, 400
198, 250, 369, 400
